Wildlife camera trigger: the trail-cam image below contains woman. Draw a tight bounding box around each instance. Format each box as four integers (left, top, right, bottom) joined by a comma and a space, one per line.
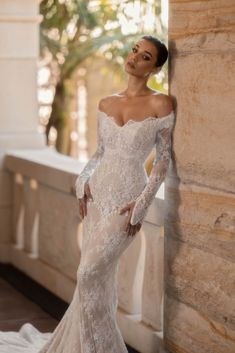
0, 35, 175, 353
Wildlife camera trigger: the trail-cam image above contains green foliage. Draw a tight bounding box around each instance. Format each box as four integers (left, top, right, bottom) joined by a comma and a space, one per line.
40, 0, 123, 73
40, 0, 166, 79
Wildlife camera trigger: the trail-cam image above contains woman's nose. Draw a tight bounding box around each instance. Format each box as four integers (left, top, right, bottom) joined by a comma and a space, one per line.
132, 54, 138, 62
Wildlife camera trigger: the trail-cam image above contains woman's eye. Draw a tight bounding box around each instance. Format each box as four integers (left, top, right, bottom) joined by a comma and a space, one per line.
143, 55, 150, 61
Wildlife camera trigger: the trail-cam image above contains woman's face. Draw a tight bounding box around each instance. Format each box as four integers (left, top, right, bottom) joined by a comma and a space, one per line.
124, 39, 160, 77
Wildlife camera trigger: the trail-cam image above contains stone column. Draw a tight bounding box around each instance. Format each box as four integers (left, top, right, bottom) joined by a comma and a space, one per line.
0, 0, 45, 261
0, 0, 45, 149
164, 1, 235, 352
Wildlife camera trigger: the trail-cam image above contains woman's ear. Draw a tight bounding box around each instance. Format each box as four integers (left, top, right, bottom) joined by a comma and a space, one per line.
151, 65, 162, 76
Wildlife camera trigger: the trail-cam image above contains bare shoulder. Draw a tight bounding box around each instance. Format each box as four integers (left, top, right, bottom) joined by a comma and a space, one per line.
98, 94, 117, 112
152, 93, 174, 118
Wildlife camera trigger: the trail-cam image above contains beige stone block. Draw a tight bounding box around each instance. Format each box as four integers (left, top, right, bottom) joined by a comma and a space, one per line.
0, 23, 39, 58
12, 173, 24, 245
0, 0, 38, 15
5, 149, 83, 195
164, 296, 235, 353
0, 60, 38, 132
0, 207, 12, 243
0, 0, 40, 58
23, 178, 39, 254
9, 245, 76, 303
169, 0, 235, 39
117, 309, 163, 353
165, 184, 235, 262
0, 170, 12, 206
141, 223, 164, 331
170, 51, 235, 192
0, 133, 45, 150
38, 185, 81, 280
165, 237, 235, 330
170, 31, 235, 54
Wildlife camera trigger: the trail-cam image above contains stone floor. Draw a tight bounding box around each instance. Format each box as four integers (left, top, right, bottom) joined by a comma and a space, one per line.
0, 265, 139, 353
0, 278, 58, 332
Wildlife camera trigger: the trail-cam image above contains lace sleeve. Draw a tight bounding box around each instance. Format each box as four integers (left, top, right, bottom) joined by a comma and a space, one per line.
130, 111, 175, 225
75, 113, 104, 199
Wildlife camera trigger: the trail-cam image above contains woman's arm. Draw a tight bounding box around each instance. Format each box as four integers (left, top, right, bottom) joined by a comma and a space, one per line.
75, 111, 104, 199
130, 109, 175, 225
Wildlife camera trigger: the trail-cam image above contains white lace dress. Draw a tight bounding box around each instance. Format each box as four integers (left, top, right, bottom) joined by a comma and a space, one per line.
0, 108, 175, 353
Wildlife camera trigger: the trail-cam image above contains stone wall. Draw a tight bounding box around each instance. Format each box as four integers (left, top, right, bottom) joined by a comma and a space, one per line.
165, 1, 235, 352
0, 0, 45, 262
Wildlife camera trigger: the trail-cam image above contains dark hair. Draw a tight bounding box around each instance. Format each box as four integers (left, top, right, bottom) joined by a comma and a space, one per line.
141, 35, 168, 67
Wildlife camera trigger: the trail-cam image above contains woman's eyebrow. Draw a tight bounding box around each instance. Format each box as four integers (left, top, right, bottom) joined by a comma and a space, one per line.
135, 44, 153, 57
144, 51, 152, 57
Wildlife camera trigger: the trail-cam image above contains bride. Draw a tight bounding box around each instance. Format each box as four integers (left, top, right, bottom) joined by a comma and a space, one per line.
0, 35, 175, 353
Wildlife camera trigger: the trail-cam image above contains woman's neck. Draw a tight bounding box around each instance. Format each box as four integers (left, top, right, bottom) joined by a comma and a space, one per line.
122, 75, 151, 97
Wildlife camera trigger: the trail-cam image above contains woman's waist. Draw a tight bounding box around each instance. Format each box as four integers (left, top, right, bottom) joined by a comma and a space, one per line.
98, 154, 146, 177
90, 157, 148, 193
89, 167, 147, 209
103, 149, 144, 163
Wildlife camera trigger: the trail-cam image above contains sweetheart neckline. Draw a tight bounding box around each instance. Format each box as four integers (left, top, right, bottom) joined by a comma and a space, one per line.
97, 109, 174, 128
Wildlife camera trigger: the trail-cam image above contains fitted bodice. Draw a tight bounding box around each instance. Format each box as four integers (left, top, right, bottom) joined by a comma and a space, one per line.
75, 108, 175, 225
83, 109, 175, 222
98, 109, 165, 164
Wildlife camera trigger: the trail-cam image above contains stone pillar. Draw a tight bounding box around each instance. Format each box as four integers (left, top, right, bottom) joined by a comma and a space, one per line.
165, 1, 235, 352
0, 0, 45, 261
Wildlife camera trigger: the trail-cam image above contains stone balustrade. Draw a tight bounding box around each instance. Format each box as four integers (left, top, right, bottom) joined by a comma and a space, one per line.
3, 147, 167, 353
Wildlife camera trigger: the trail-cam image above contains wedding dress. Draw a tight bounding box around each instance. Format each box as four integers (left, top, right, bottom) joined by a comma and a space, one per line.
0, 107, 175, 353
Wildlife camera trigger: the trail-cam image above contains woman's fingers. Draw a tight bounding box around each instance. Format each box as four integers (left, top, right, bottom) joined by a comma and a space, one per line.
124, 217, 129, 232
119, 205, 130, 215
84, 194, 88, 216
79, 197, 87, 219
85, 183, 93, 201
124, 209, 132, 232
127, 222, 142, 236
82, 182, 92, 218
129, 226, 134, 237
79, 199, 82, 218
79, 200, 84, 219
119, 202, 140, 235
133, 225, 139, 236
127, 223, 131, 236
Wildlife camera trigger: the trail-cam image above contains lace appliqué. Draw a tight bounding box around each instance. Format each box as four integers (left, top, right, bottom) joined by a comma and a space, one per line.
130, 111, 175, 225
75, 116, 105, 199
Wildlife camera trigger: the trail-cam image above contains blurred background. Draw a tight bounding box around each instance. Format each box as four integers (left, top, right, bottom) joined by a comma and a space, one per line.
37, 0, 169, 160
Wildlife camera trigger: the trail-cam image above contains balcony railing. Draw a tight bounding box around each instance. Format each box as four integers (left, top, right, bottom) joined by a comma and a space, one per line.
4, 147, 165, 353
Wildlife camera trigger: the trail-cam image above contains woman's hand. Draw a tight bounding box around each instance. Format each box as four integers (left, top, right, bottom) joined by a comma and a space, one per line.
119, 201, 142, 236
78, 181, 93, 220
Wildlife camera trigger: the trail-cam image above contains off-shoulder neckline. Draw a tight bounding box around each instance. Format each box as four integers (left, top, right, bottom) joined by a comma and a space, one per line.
97, 109, 174, 128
